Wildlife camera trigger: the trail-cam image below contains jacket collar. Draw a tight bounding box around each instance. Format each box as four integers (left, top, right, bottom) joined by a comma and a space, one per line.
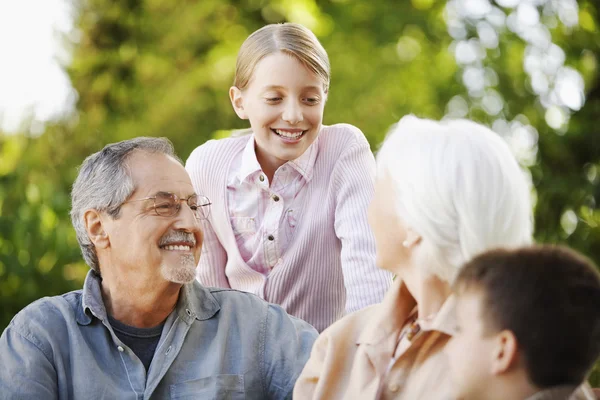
356, 278, 458, 345
355, 278, 458, 377
356, 278, 416, 346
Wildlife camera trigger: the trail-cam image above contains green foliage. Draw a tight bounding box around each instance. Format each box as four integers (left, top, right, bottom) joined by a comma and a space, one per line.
1, 0, 599, 385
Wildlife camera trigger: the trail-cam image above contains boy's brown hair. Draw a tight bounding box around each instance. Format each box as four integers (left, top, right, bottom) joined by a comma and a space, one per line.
454, 245, 600, 388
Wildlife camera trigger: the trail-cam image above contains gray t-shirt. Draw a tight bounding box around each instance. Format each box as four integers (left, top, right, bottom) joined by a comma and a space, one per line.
108, 315, 163, 372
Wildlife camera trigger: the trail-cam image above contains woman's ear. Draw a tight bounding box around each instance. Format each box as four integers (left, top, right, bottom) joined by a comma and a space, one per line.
402, 228, 422, 248
229, 86, 248, 120
84, 210, 110, 249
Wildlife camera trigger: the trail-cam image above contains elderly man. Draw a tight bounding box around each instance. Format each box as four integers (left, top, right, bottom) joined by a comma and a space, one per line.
0, 137, 317, 399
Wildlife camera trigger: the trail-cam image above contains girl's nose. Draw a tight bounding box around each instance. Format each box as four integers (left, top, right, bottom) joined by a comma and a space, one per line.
281, 101, 303, 124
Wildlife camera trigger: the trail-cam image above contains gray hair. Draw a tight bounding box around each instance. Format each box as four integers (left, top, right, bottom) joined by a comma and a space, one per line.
377, 115, 533, 283
70, 137, 181, 272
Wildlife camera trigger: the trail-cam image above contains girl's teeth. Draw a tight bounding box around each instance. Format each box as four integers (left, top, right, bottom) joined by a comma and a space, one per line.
275, 129, 303, 139
164, 245, 191, 251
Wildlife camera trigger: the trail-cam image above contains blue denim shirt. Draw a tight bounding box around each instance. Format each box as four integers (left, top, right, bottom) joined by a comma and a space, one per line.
0, 270, 318, 399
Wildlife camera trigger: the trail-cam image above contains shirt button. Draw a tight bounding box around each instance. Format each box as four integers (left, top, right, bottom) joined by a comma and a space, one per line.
272, 195, 280, 202
166, 345, 172, 355
259, 175, 265, 182
389, 383, 399, 392
117, 346, 124, 352
267, 235, 275, 241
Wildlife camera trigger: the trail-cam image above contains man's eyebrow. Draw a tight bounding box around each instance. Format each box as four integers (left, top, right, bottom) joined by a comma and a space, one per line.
154, 191, 198, 198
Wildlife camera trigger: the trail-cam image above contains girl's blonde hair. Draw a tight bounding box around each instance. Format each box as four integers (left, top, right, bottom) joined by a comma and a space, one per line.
233, 23, 331, 93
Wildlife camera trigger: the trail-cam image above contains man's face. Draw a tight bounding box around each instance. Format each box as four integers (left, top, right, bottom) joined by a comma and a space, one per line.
445, 289, 498, 400
102, 151, 203, 284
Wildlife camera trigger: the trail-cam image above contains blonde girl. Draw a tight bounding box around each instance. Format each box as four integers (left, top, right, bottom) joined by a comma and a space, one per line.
186, 23, 391, 332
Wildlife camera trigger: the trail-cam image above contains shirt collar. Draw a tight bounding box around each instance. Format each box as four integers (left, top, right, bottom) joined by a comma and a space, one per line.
237, 135, 264, 183
356, 278, 416, 346
524, 385, 579, 400
287, 135, 319, 182
175, 280, 221, 324
237, 133, 320, 184
356, 278, 457, 345
78, 270, 220, 326
419, 294, 457, 337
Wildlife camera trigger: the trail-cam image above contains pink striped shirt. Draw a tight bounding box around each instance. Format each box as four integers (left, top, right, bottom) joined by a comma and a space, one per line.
228, 134, 318, 274
186, 124, 392, 331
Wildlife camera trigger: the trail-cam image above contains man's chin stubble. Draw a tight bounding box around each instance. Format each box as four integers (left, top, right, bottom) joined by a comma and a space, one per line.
161, 253, 197, 284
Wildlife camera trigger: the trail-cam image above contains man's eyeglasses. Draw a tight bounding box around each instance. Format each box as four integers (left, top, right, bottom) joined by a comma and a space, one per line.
123, 192, 211, 220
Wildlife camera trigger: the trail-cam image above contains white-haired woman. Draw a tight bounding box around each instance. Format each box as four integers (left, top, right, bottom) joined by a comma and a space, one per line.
294, 115, 533, 399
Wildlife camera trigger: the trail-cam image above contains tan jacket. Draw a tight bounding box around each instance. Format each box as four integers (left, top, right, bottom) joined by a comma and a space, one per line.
294, 278, 597, 400
293, 279, 457, 399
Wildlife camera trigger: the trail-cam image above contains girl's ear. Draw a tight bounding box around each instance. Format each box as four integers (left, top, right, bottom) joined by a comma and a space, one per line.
229, 86, 248, 120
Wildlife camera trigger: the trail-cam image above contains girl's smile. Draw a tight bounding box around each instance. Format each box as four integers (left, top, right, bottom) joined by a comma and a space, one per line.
230, 52, 327, 180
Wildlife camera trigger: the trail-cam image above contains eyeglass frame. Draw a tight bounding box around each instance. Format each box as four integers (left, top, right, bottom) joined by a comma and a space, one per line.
121, 191, 212, 220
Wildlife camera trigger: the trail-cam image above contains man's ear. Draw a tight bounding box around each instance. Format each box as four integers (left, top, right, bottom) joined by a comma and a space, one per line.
229, 86, 248, 120
83, 210, 110, 249
491, 330, 518, 375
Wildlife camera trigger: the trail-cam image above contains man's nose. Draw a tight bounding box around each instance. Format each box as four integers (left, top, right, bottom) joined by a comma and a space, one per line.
174, 202, 201, 233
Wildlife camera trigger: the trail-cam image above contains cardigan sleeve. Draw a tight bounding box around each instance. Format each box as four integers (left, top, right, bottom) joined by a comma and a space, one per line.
186, 145, 230, 288
197, 218, 230, 288
332, 139, 392, 314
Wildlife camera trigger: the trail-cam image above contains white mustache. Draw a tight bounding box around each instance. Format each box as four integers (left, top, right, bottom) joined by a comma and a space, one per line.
159, 231, 196, 247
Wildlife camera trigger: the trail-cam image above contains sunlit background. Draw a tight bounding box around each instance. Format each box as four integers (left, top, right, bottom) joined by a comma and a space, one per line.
0, 0, 76, 134
0, 0, 599, 382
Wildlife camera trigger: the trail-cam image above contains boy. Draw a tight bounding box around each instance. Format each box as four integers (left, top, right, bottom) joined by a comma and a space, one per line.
446, 245, 600, 400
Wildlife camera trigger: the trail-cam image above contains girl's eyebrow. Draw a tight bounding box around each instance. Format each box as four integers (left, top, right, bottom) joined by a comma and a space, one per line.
261, 84, 323, 92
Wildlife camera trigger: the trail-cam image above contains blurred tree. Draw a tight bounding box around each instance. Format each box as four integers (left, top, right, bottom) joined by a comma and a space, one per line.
1, 0, 598, 384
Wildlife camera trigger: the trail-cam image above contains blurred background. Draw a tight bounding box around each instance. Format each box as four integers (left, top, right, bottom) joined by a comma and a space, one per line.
0, 0, 599, 383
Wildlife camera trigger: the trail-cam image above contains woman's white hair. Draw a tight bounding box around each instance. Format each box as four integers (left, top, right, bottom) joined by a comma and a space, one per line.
377, 115, 533, 283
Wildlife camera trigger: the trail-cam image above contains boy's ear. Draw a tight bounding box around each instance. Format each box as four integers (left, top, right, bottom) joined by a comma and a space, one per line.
229, 86, 248, 120
491, 330, 518, 375
83, 209, 110, 249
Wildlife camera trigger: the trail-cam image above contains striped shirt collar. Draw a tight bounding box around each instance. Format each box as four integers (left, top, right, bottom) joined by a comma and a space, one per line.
237, 134, 320, 184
